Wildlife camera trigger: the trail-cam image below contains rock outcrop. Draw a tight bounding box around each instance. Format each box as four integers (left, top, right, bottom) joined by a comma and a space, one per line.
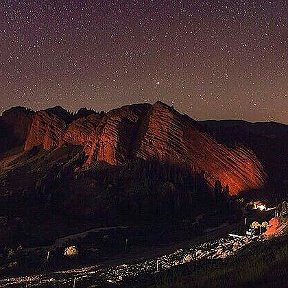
7, 101, 266, 195
93, 104, 150, 165
25, 104, 150, 165
136, 102, 265, 195
24, 109, 70, 151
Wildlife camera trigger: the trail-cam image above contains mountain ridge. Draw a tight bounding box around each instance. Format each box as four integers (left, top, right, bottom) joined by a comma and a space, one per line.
0, 101, 266, 195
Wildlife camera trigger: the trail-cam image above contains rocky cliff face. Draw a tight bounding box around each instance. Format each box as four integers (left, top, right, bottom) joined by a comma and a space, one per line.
93, 104, 150, 165
2, 102, 266, 195
199, 120, 288, 200
136, 102, 265, 195
24, 110, 69, 151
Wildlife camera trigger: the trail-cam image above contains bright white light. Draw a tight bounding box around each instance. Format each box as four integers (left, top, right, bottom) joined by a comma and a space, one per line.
258, 205, 266, 211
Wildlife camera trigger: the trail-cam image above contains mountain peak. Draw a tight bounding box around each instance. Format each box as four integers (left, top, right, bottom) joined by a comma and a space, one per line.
153, 100, 173, 109
2, 106, 34, 117
44, 106, 73, 123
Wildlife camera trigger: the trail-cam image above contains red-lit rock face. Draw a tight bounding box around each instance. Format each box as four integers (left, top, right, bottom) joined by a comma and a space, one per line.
24, 104, 150, 165
93, 104, 150, 165
64, 114, 101, 146
264, 217, 281, 237
24, 110, 68, 151
22, 102, 266, 195
136, 102, 266, 195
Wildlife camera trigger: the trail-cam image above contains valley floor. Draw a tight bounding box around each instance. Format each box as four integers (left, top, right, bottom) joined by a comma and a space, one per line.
0, 231, 262, 287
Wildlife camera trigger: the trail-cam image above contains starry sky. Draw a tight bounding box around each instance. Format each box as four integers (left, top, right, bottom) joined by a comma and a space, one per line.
1, 0, 288, 123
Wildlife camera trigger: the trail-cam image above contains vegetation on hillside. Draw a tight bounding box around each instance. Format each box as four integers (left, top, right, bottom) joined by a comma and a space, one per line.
143, 235, 288, 288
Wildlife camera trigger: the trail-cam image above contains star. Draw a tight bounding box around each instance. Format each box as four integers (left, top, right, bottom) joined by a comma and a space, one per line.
0, 1, 287, 123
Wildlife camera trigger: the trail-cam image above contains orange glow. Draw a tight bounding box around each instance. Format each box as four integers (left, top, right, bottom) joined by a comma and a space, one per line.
263, 217, 281, 237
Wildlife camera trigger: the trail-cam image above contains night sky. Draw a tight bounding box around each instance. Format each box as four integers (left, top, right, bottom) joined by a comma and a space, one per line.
1, 1, 288, 123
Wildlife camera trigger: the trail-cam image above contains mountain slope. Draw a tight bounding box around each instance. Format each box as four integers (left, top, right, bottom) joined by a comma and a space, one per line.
0, 101, 276, 250
14, 101, 266, 195
200, 120, 288, 199
136, 102, 265, 195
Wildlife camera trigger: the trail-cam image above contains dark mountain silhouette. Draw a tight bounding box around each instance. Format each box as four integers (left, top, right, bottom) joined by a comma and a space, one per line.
0, 107, 33, 154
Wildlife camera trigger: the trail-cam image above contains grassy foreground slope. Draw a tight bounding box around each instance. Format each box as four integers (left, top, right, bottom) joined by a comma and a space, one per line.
146, 235, 288, 288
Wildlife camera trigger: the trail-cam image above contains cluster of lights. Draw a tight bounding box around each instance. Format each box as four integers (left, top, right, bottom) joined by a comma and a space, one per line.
0, 234, 260, 286
251, 201, 267, 211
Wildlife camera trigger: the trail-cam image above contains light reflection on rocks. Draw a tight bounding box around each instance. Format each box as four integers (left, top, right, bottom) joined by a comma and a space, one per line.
0, 235, 260, 287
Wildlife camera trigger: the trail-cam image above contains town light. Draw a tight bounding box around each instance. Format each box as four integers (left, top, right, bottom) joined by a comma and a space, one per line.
258, 204, 266, 211
251, 201, 267, 211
